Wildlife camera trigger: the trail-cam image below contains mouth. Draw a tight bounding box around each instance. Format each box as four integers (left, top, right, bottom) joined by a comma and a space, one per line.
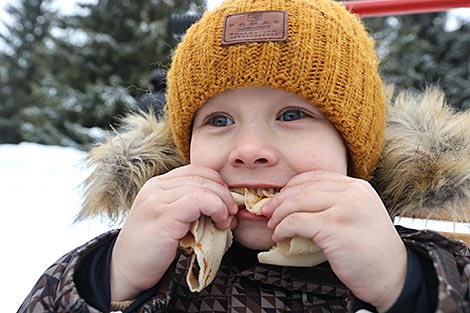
230, 187, 280, 219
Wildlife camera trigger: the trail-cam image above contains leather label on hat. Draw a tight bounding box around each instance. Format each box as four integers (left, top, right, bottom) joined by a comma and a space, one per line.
222, 10, 288, 45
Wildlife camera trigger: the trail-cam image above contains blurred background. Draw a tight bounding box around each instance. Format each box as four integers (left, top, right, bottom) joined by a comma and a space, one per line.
0, 0, 469, 151
0, 0, 468, 310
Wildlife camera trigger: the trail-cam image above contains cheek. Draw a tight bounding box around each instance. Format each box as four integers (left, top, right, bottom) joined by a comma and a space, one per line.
189, 134, 207, 165
288, 136, 348, 175
189, 133, 224, 169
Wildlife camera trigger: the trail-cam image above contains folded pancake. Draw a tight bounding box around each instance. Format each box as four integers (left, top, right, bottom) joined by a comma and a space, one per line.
231, 187, 273, 215
231, 188, 327, 267
179, 188, 326, 292
258, 236, 327, 267
179, 215, 232, 292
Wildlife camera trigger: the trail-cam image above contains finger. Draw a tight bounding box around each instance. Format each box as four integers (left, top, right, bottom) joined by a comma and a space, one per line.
168, 190, 233, 229
149, 175, 238, 215
263, 177, 350, 222
157, 165, 238, 215
268, 176, 380, 229
283, 170, 352, 189
263, 174, 351, 218
266, 188, 338, 229
158, 164, 227, 187
230, 215, 238, 230
270, 211, 324, 244
134, 183, 234, 229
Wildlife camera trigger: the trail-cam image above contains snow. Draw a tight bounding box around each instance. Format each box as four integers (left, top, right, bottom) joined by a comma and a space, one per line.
0, 142, 113, 312
396, 217, 470, 234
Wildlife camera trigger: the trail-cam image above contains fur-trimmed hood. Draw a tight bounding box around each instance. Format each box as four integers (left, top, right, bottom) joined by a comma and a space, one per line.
79, 88, 470, 225
78, 113, 183, 221
372, 88, 470, 222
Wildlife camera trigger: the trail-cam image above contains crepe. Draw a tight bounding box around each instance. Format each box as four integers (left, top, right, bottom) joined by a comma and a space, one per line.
179, 188, 326, 292
179, 215, 232, 292
258, 236, 327, 267
231, 188, 327, 267
231, 187, 273, 215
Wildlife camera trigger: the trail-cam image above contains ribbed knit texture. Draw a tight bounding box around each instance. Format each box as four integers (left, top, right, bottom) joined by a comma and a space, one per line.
166, 0, 385, 180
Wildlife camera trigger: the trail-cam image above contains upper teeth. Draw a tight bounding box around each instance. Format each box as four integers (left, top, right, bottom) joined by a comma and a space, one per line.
231, 187, 280, 196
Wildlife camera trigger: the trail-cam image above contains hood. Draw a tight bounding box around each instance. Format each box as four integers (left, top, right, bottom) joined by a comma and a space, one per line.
79, 89, 470, 225
78, 112, 183, 221
372, 87, 470, 222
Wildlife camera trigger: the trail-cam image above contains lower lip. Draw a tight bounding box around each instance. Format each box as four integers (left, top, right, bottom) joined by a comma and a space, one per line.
237, 209, 268, 221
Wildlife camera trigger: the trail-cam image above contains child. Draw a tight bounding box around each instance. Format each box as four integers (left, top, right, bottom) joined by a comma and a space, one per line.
19, 0, 470, 312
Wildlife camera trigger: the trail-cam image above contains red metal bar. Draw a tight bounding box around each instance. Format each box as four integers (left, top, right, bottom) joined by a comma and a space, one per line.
342, 0, 470, 17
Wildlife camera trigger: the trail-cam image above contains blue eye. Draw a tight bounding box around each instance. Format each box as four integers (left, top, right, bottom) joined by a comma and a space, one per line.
208, 114, 234, 127
278, 109, 306, 121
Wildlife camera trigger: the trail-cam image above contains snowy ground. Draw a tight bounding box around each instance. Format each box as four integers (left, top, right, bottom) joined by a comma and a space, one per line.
1, 142, 113, 312
2, 142, 469, 311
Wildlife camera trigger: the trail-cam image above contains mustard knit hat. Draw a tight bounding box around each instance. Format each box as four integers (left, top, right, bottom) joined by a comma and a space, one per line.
166, 0, 385, 180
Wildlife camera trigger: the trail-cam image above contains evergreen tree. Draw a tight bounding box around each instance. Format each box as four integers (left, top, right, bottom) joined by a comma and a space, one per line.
364, 13, 470, 111
0, 0, 53, 143
33, 0, 204, 149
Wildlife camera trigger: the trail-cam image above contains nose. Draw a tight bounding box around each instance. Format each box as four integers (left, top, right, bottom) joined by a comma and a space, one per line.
228, 129, 278, 168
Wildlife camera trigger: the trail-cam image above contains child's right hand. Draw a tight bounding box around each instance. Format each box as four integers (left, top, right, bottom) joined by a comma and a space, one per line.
109, 165, 238, 301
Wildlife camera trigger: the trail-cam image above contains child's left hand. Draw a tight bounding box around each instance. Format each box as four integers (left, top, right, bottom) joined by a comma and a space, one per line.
262, 170, 407, 312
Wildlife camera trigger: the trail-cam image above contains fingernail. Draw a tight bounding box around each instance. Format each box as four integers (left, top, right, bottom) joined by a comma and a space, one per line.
262, 203, 270, 214
267, 219, 273, 229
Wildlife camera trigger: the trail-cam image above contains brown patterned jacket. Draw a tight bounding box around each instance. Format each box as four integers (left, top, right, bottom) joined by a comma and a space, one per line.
17, 226, 470, 313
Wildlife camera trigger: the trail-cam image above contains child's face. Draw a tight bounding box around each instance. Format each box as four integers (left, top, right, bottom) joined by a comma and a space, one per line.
190, 86, 348, 250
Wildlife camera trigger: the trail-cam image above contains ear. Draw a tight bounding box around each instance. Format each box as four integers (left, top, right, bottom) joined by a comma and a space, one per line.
78, 112, 184, 222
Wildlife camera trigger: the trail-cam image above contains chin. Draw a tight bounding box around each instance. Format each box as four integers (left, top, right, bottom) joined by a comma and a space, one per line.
233, 220, 275, 250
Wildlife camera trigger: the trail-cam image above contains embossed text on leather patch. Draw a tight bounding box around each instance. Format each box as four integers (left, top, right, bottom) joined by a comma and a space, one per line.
222, 10, 288, 45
